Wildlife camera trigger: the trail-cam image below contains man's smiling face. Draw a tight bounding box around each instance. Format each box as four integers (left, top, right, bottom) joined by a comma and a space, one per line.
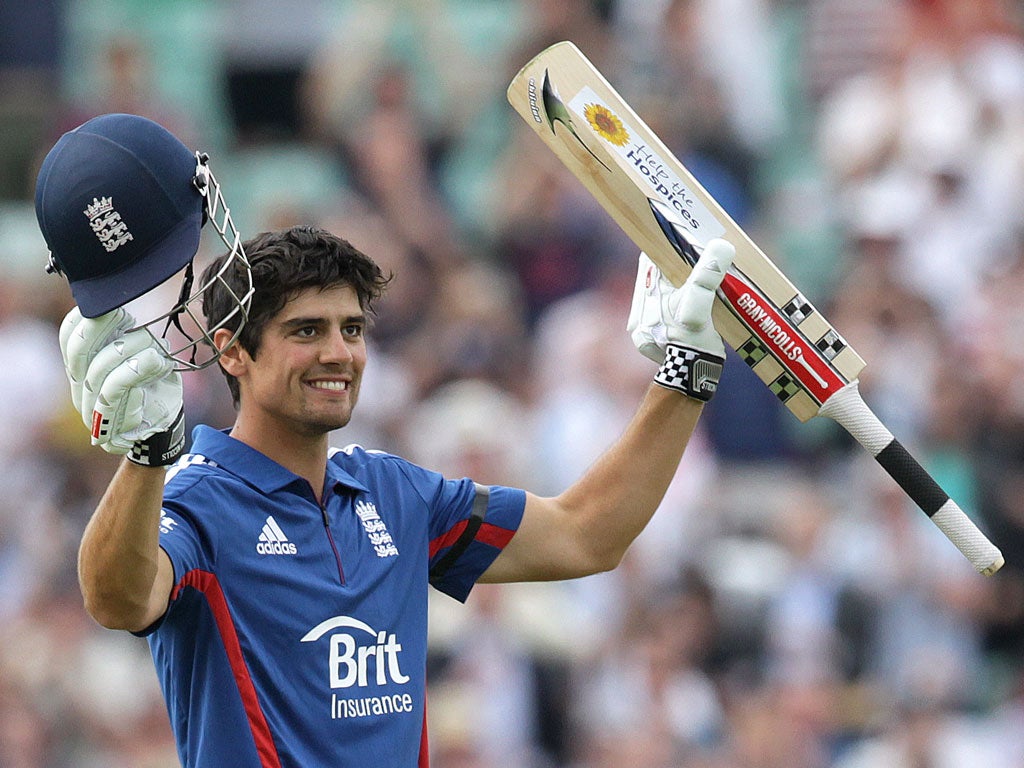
232, 283, 367, 439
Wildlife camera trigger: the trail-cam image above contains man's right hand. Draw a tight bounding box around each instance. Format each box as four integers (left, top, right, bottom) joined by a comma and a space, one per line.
627, 239, 735, 401
59, 307, 185, 466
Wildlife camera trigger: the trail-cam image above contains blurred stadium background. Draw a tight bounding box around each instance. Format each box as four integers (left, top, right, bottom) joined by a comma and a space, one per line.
2, 0, 1024, 766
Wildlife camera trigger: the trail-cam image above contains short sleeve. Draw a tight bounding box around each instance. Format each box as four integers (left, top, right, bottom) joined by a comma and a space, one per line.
427, 482, 525, 602
133, 502, 210, 635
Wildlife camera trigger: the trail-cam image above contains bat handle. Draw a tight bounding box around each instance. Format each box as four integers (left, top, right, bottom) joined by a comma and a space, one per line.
818, 381, 1004, 576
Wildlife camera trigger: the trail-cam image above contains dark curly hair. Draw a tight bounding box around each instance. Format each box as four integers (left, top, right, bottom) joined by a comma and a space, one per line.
201, 225, 391, 406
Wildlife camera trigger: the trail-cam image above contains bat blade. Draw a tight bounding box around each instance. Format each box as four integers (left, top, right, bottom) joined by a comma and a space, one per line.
508, 41, 1003, 575
508, 42, 866, 422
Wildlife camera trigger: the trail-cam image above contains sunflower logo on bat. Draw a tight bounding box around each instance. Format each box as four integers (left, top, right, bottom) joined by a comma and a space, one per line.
584, 104, 630, 146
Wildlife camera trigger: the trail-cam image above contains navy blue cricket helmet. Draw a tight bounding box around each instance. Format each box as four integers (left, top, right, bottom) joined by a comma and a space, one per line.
34, 114, 252, 370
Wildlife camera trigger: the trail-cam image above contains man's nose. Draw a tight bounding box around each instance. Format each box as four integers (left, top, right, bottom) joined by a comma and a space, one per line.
320, 329, 355, 363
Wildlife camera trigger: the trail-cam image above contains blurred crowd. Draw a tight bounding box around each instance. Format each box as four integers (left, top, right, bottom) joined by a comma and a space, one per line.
2, 0, 1024, 766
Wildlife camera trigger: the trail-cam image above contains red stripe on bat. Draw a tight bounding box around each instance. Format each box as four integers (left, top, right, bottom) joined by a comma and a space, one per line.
719, 272, 844, 402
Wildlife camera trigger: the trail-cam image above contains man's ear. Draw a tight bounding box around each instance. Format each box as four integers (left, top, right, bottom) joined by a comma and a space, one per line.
213, 327, 248, 377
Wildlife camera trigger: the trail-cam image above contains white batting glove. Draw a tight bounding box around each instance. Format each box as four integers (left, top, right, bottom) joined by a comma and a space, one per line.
59, 307, 135, 414
59, 307, 185, 466
627, 238, 735, 400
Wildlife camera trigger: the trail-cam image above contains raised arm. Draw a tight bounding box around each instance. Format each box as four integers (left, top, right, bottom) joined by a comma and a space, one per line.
79, 461, 176, 631
483, 239, 734, 582
60, 308, 184, 630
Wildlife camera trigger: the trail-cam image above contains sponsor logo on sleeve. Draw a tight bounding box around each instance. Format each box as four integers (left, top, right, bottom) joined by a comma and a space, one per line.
158, 510, 178, 535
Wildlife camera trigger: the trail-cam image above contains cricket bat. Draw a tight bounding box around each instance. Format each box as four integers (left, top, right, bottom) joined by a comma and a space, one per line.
507, 41, 1003, 575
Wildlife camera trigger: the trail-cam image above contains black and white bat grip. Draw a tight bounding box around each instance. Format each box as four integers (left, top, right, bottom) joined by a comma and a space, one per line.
819, 381, 1004, 576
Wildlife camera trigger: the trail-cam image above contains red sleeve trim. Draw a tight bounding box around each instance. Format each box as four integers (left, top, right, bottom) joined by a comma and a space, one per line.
429, 521, 515, 559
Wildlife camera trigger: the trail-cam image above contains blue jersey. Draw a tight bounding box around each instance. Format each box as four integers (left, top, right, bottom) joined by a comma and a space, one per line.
146, 426, 526, 768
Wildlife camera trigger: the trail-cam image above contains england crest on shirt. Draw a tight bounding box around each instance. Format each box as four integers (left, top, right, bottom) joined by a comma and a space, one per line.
355, 500, 398, 557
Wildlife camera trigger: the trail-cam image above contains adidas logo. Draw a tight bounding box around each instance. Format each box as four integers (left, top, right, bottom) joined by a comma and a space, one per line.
257, 516, 297, 555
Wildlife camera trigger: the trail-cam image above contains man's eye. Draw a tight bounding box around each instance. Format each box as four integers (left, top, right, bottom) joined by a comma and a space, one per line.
343, 325, 364, 338
296, 326, 317, 338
